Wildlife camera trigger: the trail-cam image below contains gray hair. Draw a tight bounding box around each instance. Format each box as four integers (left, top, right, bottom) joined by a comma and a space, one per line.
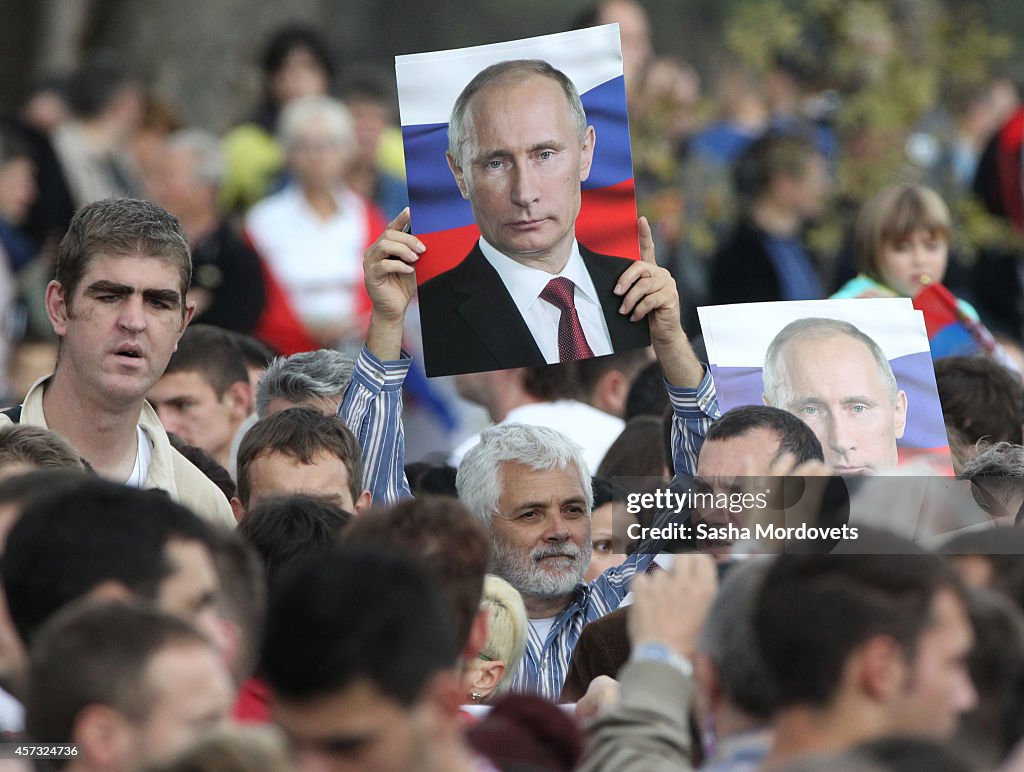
456, 423, 593, 526
255, 349, 355, 419
278, 95, 356, 156
963, 442, 1024, 517
447, 59, 588, 170
963, 441, 1024, 478
763, 317, 899, 407
167, 128, 225, 188
697, 557, 777, 719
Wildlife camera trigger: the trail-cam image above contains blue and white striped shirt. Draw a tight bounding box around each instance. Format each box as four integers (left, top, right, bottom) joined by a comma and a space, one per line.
339, 348, 721, 700
338, 346, 412, 505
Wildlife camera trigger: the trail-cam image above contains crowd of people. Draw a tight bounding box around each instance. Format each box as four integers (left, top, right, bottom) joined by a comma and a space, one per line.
0, 1, 1023, 770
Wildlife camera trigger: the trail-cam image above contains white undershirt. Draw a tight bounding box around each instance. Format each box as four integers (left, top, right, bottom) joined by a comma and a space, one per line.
125, 425, 152, 489
478, 237, 614, 363
530, 615, 557, 642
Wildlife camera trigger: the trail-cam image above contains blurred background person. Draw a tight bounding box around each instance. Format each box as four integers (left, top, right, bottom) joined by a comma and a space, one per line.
710, 131, 831, 305
146, 128, 267, 335
338, 66, 408, 219
221, 25, 334, 213
245, 95, 383, 352
50, 52, 143, 208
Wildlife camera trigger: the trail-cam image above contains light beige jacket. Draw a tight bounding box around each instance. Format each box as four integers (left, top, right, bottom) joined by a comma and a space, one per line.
0, 376, 235, 528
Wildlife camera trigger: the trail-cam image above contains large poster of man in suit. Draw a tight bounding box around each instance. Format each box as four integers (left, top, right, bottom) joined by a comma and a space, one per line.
396, 25, 649, 377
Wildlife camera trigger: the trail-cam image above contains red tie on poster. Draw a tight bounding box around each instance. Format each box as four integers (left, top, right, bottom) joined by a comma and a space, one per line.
540, 277, 595, 362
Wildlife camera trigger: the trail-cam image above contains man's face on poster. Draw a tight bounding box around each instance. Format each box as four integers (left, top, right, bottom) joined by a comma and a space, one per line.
447, 73, 596, 269
766, 332, 908, 474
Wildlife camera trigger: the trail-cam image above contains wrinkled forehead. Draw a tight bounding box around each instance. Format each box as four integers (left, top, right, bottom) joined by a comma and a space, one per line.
498, 459, 587, 499
78, 251, 188, 295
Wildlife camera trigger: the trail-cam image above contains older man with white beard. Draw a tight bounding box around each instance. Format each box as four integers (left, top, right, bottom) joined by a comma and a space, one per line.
339, 207, 707, 701
457, 423, 665, 700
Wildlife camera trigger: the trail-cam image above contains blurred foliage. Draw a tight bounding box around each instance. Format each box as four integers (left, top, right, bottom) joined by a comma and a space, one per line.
639, 0, 1022, 287
724, 1, 804, 73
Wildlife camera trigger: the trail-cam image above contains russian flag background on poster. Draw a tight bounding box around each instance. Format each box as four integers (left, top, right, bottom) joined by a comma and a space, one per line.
395, 24, 639, 285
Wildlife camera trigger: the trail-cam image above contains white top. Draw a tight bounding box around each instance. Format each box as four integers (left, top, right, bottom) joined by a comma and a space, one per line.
0, 686, 23, 733
530, 615, 557, 643
246, 184, 369, 330
125, 425, 152, 489
450, 400, 624, 474
479, 237, 614, 364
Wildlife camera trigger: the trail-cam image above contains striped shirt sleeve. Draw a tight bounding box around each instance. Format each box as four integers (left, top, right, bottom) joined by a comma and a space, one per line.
338, 345, 413, 505
666, 369, 720, 479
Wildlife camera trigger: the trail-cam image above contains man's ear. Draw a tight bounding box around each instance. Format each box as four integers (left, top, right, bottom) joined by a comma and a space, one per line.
230, 496, 246, 523
578, 125, 596, 183
446, 151, 470, 200
224, 380, 253, 422
84, 579, 134, 604
853, 635, 907, 703
893, 390, 908, 440
593, 369, 629, 418
173, 301, 197, 353
73, 704, 136, 768
182, 299, 197, 328
353, 489, 372, 514
45, 280, 70, 337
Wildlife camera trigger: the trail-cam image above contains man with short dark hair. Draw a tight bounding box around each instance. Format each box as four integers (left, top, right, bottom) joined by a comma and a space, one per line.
561, 405, 824, 701
935, 356, 1023, 472
146, 129, 267, 334
694, 405, 825, 525
0, 198, 233, 525
261, 548, 481, 771
237, 494, 353, 591
694, 558, 776, 770
234, 494, 352, 723
710, 131, 829, 305
344, 497, 491, 663
576, 347, 655, 419
147, 324, 252, 471
755, 532, 977, 766
2, 477, 224, 650
51, 54, 142, 208
26, 602, 234, 771
232, 407, 370, 520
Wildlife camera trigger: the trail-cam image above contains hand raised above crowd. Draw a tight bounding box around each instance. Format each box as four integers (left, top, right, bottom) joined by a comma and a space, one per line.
616, 217, 704, 389
362, 207, 423, 360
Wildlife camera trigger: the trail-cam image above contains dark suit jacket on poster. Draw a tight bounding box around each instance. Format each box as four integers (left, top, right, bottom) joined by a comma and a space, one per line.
417, 242, 651, 377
